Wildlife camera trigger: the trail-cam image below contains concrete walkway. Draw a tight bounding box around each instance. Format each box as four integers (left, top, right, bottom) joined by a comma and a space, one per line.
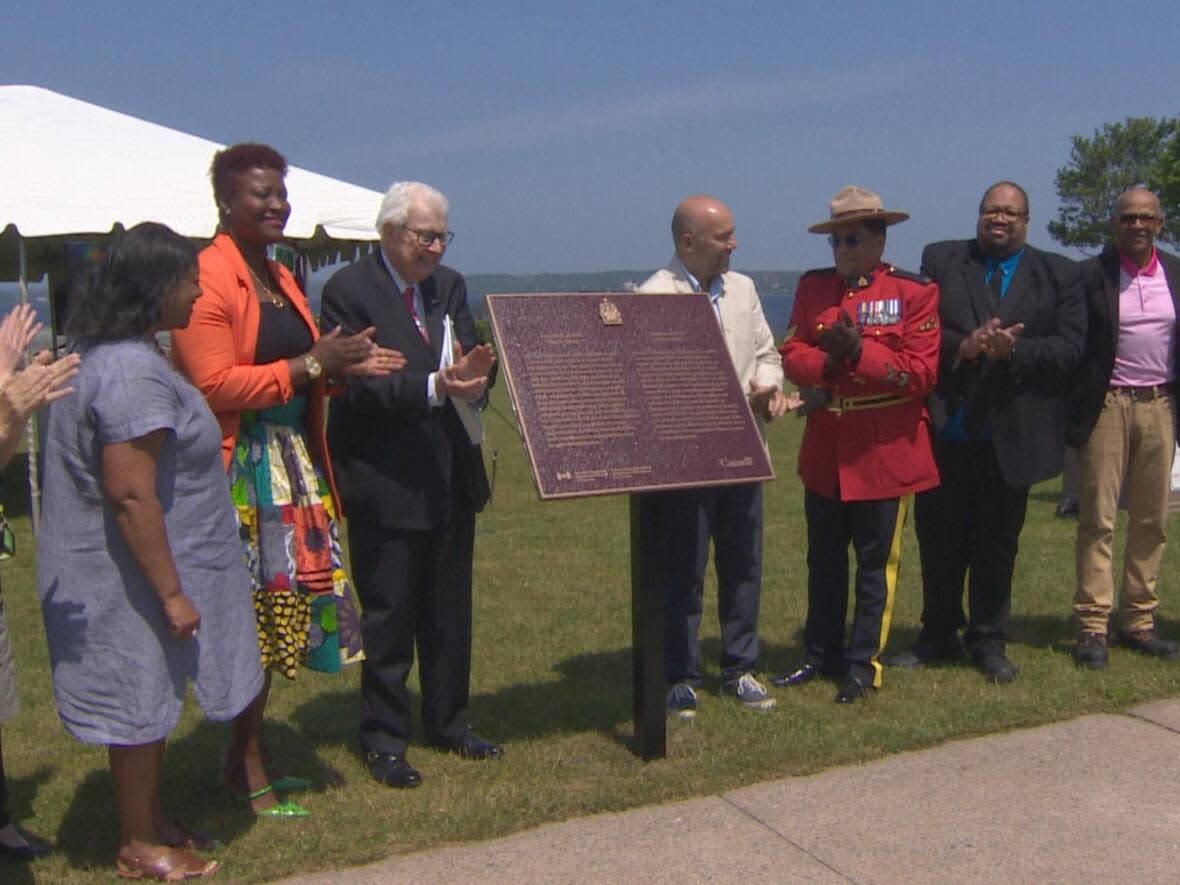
279, 699, 1180, 884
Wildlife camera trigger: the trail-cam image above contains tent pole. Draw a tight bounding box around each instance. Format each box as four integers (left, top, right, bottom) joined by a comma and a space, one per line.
17, 238, 41, 538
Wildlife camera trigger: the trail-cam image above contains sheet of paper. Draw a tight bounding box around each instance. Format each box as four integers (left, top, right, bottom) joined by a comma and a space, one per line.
443, 314, 485, 446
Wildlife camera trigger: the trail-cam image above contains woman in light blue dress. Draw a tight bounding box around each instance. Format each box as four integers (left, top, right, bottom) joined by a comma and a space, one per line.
38, 223, 263, 881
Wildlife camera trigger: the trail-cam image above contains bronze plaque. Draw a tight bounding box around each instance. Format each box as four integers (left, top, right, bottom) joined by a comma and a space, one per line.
486, 292, 775, 499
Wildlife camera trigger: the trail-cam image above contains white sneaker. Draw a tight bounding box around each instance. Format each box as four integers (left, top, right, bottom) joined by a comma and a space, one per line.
722, 673, 777, 712
665, 682, 698, 720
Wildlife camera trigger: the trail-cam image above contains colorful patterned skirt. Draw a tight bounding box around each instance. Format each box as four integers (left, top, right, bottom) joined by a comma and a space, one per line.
231, 398, 364, 678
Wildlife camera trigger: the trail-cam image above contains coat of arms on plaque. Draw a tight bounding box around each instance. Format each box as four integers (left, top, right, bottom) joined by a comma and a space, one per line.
599, 298, 623, 326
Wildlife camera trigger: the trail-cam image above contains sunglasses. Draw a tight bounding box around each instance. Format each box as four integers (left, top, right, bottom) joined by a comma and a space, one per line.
828, 233, 863, 248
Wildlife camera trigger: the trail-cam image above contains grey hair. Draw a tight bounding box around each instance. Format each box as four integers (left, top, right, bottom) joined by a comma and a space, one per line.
375, 181, 449, 232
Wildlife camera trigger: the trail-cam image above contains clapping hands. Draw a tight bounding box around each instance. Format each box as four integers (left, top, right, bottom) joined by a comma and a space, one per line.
0, 303, 81, 433
0, 351, 81, 422
958, 318, 1024, 362
314, 326, 406, 378
437, 342, 496, 403
817, 309, 862, 362
0, 303, 41, 382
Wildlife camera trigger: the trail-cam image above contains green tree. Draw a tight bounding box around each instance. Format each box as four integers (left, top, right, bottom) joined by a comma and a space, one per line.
1049, 116, 1180, 251
1159, 130, 1180, 231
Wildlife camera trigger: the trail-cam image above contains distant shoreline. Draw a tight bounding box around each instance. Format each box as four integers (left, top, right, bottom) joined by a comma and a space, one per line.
1, 267, 802, 340
461, 268, 800, 338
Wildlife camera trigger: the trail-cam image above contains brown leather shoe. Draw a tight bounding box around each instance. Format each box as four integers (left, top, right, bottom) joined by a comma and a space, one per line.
1117, 629, 1180, 660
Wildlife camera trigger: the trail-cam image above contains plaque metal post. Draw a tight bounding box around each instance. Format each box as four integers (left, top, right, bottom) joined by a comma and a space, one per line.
629, 494, 665, 760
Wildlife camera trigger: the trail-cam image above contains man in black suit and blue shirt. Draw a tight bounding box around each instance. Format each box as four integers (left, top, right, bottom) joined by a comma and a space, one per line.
892, 181, 1085, 683
321, 181, 500, 788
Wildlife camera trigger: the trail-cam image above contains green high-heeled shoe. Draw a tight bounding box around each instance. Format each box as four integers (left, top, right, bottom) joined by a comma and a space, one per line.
268, 775, 312, 793
245, 784, 309, 818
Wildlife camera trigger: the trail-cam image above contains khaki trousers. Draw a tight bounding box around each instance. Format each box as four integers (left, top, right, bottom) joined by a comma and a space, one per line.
1074, 388, 1175, 634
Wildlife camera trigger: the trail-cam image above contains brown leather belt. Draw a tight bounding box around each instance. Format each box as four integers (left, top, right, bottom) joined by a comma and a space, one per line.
827, 393, 914, 415
1109, 384, 1172, 402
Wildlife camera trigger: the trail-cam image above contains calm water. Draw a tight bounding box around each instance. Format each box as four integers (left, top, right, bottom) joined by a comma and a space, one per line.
463, 290, 796, 340
4, 283, 797, 343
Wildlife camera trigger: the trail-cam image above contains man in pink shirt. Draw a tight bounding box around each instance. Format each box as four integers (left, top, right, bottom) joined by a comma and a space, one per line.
1068, 187, 1180, 668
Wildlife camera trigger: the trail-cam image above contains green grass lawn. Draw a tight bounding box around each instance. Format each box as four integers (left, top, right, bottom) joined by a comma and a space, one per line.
4, 386, 1180, 882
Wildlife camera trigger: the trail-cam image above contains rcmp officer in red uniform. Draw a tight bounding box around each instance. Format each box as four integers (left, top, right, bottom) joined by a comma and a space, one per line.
774, 186, 941, 703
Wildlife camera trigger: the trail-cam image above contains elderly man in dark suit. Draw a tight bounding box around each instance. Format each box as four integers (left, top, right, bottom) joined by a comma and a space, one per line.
892, 181, 1085, 683
321, 181, 500, 789
1068, 188, 1180, 669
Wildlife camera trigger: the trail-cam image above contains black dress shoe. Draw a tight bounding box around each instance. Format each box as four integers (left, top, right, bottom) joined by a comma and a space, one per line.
834, 676, 872, 704
974, 651, 1018, 684
366, 751, 422, 788
771, 662, 839, 688
435, 730, 503, 760
1073, 632, 1109, 670
1117, 629, 1180, 660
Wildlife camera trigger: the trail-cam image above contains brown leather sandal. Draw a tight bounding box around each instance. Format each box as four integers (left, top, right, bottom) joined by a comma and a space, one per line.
115, 845, 220, 880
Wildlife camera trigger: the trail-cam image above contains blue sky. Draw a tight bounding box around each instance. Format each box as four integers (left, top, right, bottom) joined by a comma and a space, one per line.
3, 1, 1178, 274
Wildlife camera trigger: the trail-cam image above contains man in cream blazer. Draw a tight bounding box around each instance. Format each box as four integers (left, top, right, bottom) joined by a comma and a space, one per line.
637, 195, 789, 720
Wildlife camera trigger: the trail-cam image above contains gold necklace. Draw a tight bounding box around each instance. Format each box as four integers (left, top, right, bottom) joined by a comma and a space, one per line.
249, 266, 286, 308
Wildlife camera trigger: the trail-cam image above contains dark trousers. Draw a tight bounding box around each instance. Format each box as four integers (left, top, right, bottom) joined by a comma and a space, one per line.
637, 483, 763, 686
349, 502, 475, 756
802, 490, 906, 688
914, 439, 1029, 656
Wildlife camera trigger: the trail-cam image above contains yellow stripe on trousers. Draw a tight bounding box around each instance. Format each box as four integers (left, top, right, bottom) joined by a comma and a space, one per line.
869, 495, 910, 688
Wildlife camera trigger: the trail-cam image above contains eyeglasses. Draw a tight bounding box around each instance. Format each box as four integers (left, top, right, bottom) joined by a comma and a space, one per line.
979, 207, 1028, 221
1118, 212, 1160, 226
828, 233, 863, 248
405, 227, 455, 247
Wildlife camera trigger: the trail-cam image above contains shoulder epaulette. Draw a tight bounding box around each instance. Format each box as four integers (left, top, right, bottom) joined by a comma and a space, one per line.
886, 265, 932, 284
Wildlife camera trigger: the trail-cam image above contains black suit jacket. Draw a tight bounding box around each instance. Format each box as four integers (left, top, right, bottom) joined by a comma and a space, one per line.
321, 252, 490, 531
1066, 246, 1180, 447
921, 239, 1085, 488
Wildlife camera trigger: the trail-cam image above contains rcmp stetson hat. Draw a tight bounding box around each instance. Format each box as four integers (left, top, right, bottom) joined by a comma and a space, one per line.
808, 185, 910, 233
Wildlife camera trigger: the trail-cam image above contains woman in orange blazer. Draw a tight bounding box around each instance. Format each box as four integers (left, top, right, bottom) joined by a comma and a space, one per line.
172, 143, 402, 817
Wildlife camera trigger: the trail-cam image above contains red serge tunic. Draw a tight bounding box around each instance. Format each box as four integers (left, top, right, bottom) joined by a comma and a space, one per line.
781, 264, 942, 502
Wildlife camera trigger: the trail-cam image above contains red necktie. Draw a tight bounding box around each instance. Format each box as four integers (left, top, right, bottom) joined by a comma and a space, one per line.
403, 286, 428, 342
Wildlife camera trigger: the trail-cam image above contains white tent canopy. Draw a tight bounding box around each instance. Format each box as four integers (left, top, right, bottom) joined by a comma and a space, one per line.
0, 84, 386, 534
0, 83, 383, 280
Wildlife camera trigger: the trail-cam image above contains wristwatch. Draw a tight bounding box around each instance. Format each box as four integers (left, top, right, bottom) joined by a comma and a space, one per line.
303, 353, 323, 381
